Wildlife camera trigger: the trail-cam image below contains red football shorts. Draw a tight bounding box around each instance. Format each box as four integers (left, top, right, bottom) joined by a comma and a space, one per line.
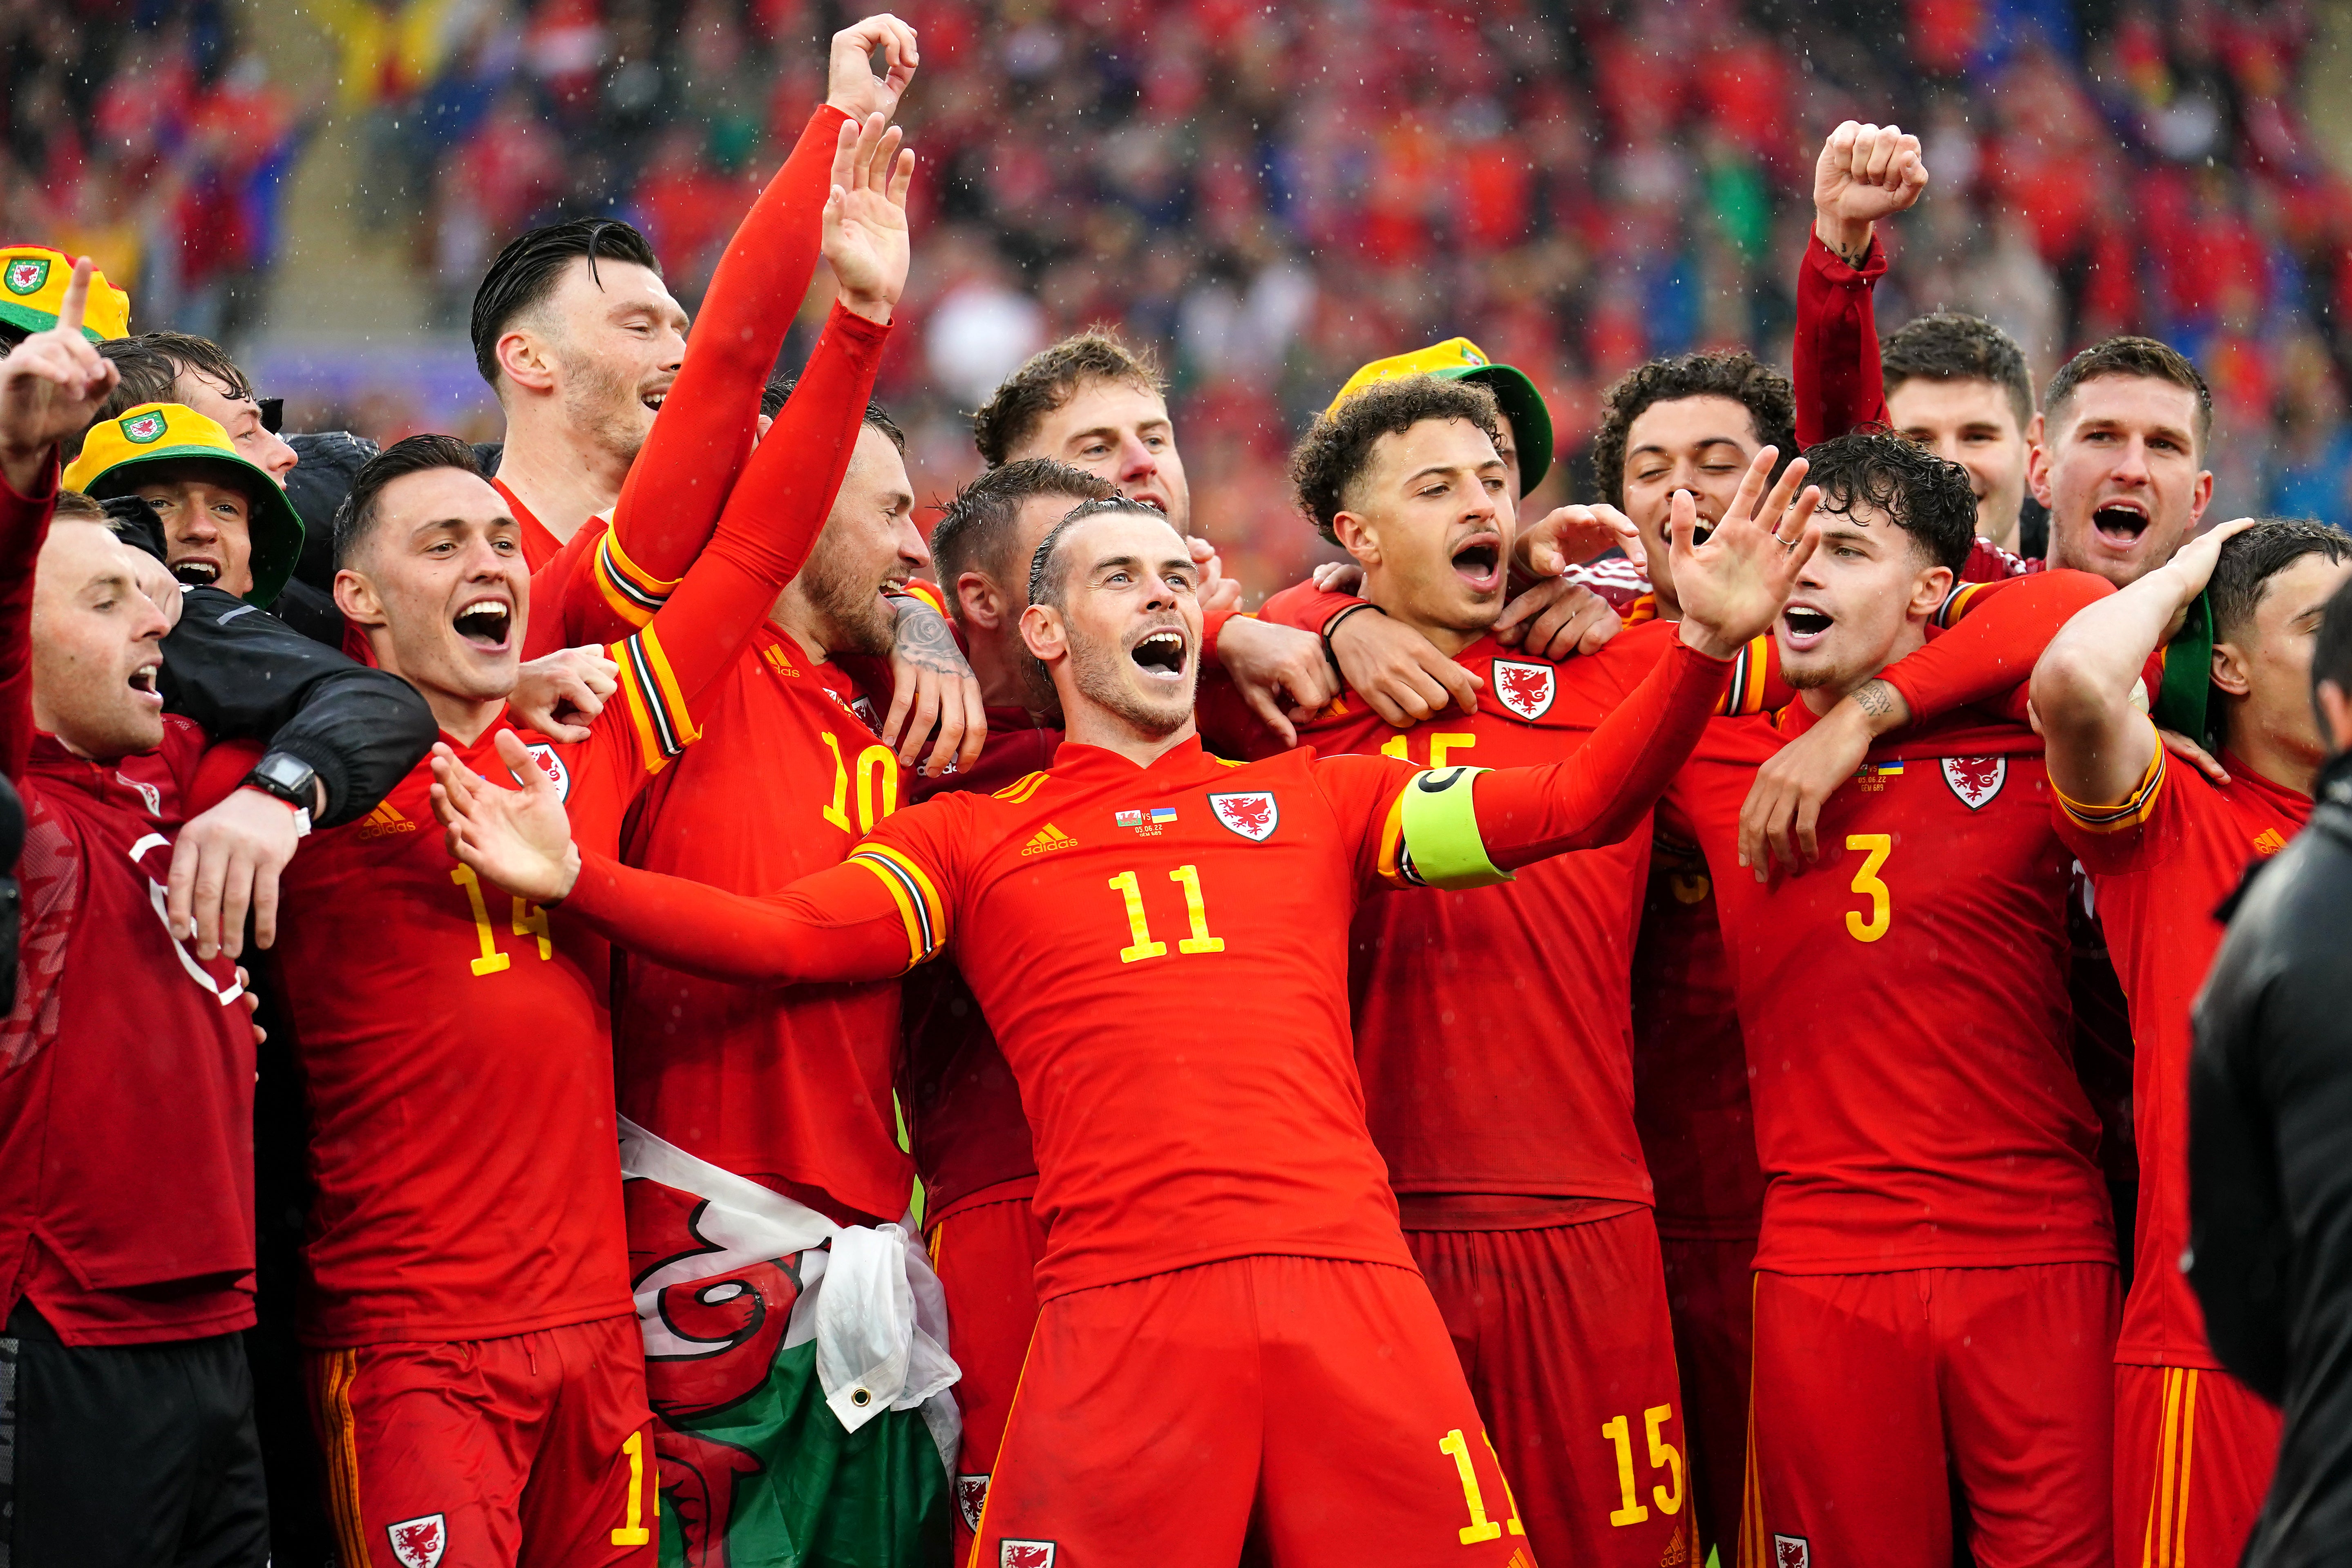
975, 1255, 1537, 1568
306, 1315, 658, 1568
2114, 1362, 2280, 1568
1743, 1264, 2117, 1568
925, 1188, 1047, 1558
1411, 1210, 1698, 1568
1659, 1231, 1757, 1563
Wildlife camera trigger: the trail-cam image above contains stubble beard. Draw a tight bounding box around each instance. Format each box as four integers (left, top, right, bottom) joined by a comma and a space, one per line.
560, 347, 652, 466
800, 542, 899, 658
1068, 630, 1187, 737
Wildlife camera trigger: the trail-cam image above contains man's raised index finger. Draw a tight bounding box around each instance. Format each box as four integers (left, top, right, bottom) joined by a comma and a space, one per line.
54, 256, 92, 338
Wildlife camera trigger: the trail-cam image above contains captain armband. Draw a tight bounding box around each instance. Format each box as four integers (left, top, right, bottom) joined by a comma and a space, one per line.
1395, 766, 1515, 891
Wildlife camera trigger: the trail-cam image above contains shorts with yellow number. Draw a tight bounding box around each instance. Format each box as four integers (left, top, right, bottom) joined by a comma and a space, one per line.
306, 1314, 659, 1568
2114, 1361, 2280, 1568
975, 1255, 1538, 1567
1411, 1211, 1698, 1568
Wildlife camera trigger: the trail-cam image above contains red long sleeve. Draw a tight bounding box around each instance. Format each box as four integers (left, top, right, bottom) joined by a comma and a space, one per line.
562, 848, 913, 987
1260, 579, 1367, 636
1475, 637, 1733, 868
605, 107, 852, 582
0, 463, 58, 784
631, 307, 890, 707
1879, 569, 2112, 722
1793, 232, 1890, 448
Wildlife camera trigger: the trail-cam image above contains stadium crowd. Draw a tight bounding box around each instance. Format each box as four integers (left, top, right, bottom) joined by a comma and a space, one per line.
10, 7, 2352, 1568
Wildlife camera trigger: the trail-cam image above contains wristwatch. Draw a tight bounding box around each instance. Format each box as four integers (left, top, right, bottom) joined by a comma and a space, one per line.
243, 750, 316, 837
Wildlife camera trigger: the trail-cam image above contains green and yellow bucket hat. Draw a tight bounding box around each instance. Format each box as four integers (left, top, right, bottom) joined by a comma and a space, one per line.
0, 245, 130, 342
66, 403, 306, 608
1327, 336, 1554, 495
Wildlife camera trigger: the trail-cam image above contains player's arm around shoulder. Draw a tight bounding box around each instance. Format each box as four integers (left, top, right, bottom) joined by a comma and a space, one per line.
2035, 520, 2257, 828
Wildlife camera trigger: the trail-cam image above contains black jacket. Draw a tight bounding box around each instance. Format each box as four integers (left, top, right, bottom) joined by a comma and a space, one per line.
2189, 748, 2352, 1565
107, 498, 435, 827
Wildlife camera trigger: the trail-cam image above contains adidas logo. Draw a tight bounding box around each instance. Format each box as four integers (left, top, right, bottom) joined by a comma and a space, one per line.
2254, 827, 2288, 856
1019, 822, 1076, 856
358, 801, 417, 840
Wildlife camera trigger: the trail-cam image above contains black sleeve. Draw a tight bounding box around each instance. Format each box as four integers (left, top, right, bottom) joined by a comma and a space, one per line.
160, 587, 436, 827
2187, 905, 2292, 1403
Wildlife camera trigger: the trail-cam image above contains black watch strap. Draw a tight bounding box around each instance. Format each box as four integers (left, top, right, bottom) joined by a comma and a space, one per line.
244, 751, 318, 820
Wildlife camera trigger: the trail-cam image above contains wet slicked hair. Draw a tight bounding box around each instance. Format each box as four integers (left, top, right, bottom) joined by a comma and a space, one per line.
1881, 312, 2035, 434
760, 372, 907, 452
1288, 375, 1502, 544
933, 458, 1118, 610
1590, 350, 1798, 509
95, 331, 255, 426
334, 434, 487, 569
2209, 519, 2352, 645
971, 330, 1166, 467
1026, 496, 1176, 614
470, 217, 662, 388
2043, 335, 2213, 453
1800, 431, 1979, 574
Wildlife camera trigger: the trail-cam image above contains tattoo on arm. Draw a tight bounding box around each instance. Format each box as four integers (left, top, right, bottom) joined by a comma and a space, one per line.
891, 601, 972, 676
1853, 679, 1900, 724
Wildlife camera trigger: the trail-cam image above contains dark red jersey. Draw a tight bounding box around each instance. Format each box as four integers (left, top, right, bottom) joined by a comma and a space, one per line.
2056, 733, 2310, 1369
0, 470, 255, 1346
1673, 707, 2114, 1275
900, 706, 1062, 1226
1632, 801, 1767, 1240
1282, 629, 1669, 1205
616, 625, 916, 1227
556, 640, 1735, 1300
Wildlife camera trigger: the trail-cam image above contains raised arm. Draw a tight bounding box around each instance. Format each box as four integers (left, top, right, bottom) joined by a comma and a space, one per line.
542, 54, 916, 652
2034, 519, 2255, 815
1795, 122, 1925, 447
0, 258, 118, 781
430, 728, 924, 988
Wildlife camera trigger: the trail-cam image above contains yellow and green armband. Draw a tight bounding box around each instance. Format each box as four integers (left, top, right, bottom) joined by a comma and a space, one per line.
1396, 765, 1514, 890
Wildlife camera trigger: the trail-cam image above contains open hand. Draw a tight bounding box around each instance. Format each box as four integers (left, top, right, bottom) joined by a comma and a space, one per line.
168, 786, 309, 959
428, 734, 581, 904
1813, 121, 1928, 264
1515, 503, 1640, 578
0, 257, 118, 494
826, 13, 919, 124
825, 112, 914, 324
1670, 447, 1820, 661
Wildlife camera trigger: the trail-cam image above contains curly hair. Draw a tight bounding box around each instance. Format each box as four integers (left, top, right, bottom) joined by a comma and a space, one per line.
1288, 375, 1501, 544
1588, 351, 1797, 509
971, 330, 1166, 467
1800, 431, 1979, 573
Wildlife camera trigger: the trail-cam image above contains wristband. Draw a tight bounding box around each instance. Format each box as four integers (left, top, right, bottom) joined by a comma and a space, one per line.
1321, 601, 1384, 683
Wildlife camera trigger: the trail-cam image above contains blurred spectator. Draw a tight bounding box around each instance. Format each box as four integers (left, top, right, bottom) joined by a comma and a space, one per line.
11, 0, 2351, 596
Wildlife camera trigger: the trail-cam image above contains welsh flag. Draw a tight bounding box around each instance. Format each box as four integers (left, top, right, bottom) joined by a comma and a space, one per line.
620, 1122, 960, 1568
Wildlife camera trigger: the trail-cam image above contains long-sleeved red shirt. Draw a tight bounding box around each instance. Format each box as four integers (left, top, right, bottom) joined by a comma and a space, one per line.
0, 467, 259, 1346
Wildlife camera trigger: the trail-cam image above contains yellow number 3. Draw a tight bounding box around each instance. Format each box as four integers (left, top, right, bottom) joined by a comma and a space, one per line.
1845, 832, 1892, 943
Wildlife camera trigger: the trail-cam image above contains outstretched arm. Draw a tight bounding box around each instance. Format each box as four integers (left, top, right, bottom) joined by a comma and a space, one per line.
430, 728, 923, 987
1795, 121, 1925, 447
546, 92, 916, 652
2035, 517, 2256, 815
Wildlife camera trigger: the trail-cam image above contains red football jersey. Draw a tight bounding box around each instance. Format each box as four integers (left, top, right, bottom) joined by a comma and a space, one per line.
274, 674, 693, 1346
1630, 801, 1767, 1240
2055, 731, 2310, 1368
1672, 707, 2114, 1275
901, 705, 1061, 1226
617, 625, 916, 1226
1287, 630, 1663, 1204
